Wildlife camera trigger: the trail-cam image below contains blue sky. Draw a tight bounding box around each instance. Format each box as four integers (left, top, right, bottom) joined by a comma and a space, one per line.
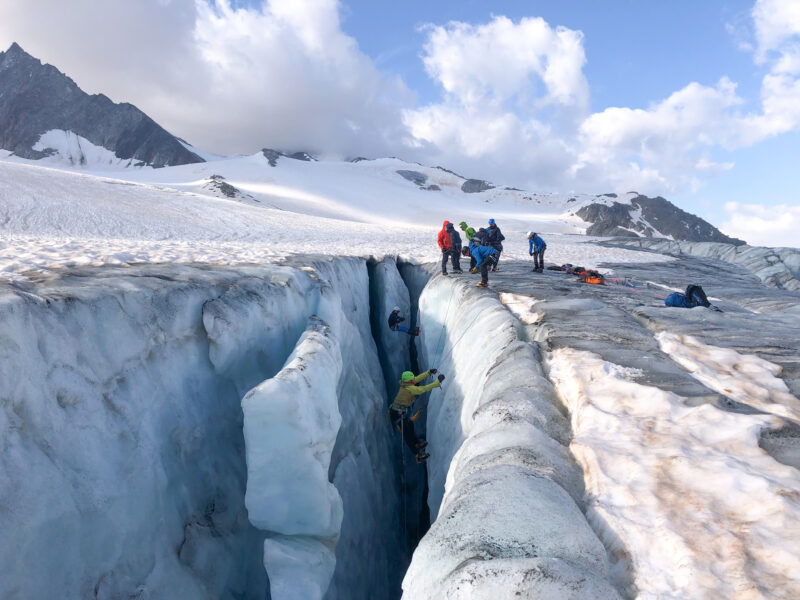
1, 0, 798, 245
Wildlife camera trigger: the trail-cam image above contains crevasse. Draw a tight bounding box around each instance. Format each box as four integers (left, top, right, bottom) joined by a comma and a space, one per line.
0, 257, 423, 599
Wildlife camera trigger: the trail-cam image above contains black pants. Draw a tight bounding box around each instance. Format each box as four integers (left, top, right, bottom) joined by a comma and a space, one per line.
470, 255, 476, 270
479, 255, 498, 284
491, 244, 502, 267
441, 249, 461, 272
390, 407, 422, 452
533, 248, 545, 269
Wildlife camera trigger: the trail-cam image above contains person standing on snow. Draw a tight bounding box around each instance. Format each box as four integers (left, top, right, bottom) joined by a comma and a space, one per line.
459, 222, 477, 270
459, 221, 475, 242
486, 219, 505, 271
462, 242, 499, 287
472, 226, 489, 247
390, 369, 446, 462
388, 307, 419, 336
437, 220, 459, 275
528, 232, 547, 272
446, 222, 463, 273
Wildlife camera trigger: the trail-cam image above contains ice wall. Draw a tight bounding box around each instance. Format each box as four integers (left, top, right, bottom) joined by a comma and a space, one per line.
0, 258, 408, 600
243, 318, 343, 600
404, 275, 620, 598
0, 265, 278, 599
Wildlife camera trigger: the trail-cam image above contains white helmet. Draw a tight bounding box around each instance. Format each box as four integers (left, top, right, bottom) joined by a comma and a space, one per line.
526, 231, 533, 238
392, 306, 400, 312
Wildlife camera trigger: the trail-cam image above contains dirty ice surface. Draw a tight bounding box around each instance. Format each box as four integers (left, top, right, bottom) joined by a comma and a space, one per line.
548, 346, 800, 599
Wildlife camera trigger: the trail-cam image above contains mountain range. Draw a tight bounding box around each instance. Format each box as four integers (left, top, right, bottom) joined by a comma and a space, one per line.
0, 42, 744, 245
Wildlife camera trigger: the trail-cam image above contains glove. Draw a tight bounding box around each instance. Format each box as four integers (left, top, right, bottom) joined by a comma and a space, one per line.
429, 368, 437, 374
529, 251, 533, 256
437, 374, 446, 383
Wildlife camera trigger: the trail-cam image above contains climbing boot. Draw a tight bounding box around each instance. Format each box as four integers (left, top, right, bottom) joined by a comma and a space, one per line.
415, 452, 430, 463
415, 440, 428, 451
452, 269, 464, 274
476, 281, 488, 288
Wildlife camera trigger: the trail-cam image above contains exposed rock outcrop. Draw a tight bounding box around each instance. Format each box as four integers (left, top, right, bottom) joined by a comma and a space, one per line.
577, 194, 745, 245
0, 43, 203, 168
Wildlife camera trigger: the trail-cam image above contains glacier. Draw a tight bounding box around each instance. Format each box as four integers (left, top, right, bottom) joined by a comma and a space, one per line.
2, 243, 800, 599
0, 258, 414, 599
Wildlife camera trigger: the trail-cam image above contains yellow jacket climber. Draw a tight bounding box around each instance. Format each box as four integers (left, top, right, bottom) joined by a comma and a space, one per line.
392, 370, 442, 408
389, 369, 446, 464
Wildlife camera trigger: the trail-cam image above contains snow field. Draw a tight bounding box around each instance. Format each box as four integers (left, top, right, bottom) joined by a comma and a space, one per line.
548, 347, 800, 599
0, 159, 674, 279
404, 275, 620, 598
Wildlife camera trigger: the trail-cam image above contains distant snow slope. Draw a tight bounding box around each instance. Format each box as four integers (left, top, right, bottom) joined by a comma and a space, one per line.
0, 159, 672, 279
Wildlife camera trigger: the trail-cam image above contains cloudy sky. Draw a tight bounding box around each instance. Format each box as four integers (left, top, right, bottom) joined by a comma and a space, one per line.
1, 0, 799, 246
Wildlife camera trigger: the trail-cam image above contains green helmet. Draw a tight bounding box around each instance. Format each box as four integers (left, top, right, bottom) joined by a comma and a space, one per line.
401, 371, 415, 383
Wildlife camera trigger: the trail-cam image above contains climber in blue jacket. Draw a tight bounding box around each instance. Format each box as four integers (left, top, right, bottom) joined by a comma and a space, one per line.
462, 243, 499, 288
527, 232, 546, 272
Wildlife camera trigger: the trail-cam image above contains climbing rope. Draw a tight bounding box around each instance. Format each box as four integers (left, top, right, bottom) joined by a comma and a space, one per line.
399, 412, 408, 543
432, 286, 456, 364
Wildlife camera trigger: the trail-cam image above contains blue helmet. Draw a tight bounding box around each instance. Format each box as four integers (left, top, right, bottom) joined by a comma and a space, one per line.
488, 218, 495, 225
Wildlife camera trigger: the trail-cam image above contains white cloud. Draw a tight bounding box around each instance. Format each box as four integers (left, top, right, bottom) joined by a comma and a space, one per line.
417, 16, 588, 110
721, 201, 800, 247
0, 0, 412, 157
0, 0, 798, 208
752, 0, 800, 63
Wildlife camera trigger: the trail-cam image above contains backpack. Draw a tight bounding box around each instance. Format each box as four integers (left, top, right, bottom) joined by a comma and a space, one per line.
582, 270, 605, 285
685, 284, 710, 308
665, 292, 691, 308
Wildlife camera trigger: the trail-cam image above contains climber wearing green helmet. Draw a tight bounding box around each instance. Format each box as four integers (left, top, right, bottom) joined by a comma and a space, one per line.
389, 369, 446, 462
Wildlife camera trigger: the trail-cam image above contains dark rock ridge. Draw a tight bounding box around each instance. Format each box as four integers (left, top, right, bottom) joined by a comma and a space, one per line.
261, 148, 316, 167
0, 43, 203, 168
396, 170, 427, 186
461, 179, 495, 193
576, 195, 746, 245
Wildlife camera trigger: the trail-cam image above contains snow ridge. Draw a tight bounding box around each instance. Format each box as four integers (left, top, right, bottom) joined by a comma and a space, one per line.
404, 275, 620, 598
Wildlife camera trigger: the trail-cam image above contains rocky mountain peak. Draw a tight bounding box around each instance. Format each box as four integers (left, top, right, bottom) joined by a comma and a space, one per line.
0, 42, 203, 168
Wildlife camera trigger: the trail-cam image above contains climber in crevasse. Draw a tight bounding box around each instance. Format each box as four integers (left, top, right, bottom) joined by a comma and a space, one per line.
388, 306, 419, 336
389, 369, 445, 462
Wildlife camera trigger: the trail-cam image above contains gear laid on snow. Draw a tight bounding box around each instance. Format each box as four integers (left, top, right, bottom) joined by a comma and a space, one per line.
665, 284, 721, 310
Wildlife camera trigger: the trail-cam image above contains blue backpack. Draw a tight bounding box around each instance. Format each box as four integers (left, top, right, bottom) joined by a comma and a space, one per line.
665, 292, 692, 308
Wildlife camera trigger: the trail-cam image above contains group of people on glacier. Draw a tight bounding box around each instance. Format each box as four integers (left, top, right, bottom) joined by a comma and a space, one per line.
386, 219, 549, 464
388, 220, 719, 464
438, 219, 547, 286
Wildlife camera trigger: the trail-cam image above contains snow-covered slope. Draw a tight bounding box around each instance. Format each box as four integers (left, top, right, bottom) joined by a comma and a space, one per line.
0, 159, 675, 279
